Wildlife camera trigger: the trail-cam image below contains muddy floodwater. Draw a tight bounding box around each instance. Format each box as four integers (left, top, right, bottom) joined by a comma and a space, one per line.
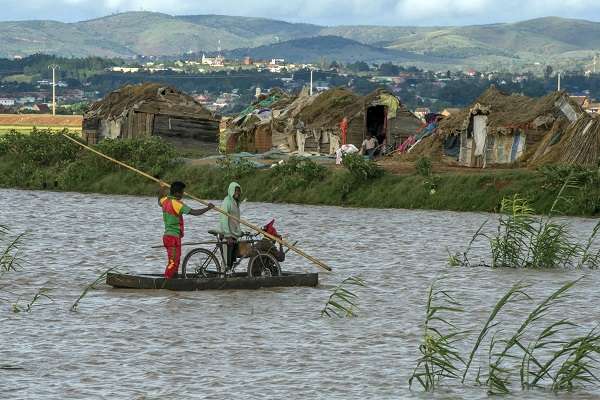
1, 188, 599, 399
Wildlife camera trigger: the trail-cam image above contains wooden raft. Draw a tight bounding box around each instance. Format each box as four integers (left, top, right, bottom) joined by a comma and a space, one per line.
106, 272, 318, 291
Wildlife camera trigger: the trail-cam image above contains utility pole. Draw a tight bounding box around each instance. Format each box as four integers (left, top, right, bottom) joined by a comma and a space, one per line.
48, 64, 59, 115
309, 68, 313, 96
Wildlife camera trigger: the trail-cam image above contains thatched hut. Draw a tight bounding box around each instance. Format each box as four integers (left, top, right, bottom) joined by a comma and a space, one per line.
531, 113, 600, 167
224, 87, 421, 155
83, 83, 219, 145
437, 87, 583, 167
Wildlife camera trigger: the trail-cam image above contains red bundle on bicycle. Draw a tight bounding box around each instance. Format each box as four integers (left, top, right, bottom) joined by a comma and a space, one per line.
263, 219, 280, 238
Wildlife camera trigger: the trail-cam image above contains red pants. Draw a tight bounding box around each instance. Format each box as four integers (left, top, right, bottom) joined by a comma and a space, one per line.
163, 235, 182, 279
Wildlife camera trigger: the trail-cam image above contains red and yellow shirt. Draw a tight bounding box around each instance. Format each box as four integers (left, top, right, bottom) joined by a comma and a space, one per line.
160, 196, 191, 237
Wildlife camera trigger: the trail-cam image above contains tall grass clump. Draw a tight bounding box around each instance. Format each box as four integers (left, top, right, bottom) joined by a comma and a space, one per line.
449, 175, 600, 269
410, 279, 600, 395
341, 153, 383, 181
321, 276, 366, 318
1, 226, 53, 312
271, 156, 326, 190
409, 281, 467, 391
216, 156, 257, 182
415, 156, 432, 178
540, 163, 600, 216
415, 156, 439, 194
0, 225, 24, 277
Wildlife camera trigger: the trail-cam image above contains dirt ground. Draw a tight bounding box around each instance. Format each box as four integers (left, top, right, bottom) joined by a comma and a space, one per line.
183, 151, 532, 175
378, 156, 532, 175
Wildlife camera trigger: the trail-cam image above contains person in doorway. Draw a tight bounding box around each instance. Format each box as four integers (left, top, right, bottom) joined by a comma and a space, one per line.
219, 182, 243, 272
339, 117, 348, 145
360, 134, 379, 159
159, 182, 214, 279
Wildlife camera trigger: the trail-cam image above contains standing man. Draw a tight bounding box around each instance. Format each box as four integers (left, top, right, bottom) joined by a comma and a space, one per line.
159, 182, 214, 279
339, 117, 348, 145
219, 182, 243, 272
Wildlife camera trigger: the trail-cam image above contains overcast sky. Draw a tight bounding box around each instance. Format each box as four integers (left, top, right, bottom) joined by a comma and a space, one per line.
2, 0, 600, 26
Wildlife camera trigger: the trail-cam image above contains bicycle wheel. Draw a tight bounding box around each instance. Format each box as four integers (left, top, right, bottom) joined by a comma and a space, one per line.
182, 248, 221, 278
247, 253, 281, 277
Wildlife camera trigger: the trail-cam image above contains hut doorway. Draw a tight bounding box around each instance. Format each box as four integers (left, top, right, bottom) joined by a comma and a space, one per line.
366, 105, 387, 145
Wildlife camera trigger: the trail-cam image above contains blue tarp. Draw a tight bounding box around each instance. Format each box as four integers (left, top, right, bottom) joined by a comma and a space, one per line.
443, 135, 460, 158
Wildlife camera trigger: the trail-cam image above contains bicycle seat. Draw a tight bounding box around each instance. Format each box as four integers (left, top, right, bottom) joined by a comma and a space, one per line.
208, 230, 221, 237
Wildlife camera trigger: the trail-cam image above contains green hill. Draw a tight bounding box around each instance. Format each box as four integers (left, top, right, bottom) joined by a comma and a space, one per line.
178, 14, 320, 46
226, 36, 424, 63
0, 12, 599, 69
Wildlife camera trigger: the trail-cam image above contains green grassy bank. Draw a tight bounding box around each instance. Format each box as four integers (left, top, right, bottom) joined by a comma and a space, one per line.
1, 131, 599, 216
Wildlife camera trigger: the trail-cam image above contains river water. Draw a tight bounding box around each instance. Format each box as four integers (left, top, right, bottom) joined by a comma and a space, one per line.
1, 188, 599, 399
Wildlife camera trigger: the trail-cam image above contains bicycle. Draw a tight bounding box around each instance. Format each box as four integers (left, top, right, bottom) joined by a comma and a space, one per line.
181, 230, 283, 279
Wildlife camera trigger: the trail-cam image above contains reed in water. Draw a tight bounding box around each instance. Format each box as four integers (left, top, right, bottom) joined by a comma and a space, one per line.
449, 173, 600, 269
321, 276, 366, 318
410, 279, 600, 395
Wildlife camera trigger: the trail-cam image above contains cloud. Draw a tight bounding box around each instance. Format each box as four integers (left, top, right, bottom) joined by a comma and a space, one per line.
1, 0, 600, 25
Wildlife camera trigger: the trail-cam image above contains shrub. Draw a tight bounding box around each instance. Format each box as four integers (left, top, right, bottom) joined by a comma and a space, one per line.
0, 128, 80, 166
271, 156, 326, 182
341, 153, 383, 181
539, 164, 600, 190
539, 164, 600, 214
416, 156, 433, 177
93, 137, 177, 176
216, 156, 257, 181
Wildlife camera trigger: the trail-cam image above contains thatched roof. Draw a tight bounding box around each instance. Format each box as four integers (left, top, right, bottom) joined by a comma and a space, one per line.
293, 87, 418, 129
295, 88, 362, 128
85, 83, 216, 121
438, 86, 584, 136
532, 113, 600, 166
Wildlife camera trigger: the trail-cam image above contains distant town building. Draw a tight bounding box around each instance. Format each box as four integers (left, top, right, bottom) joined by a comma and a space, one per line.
268, 65, 284, 73
315, 81, 330, 92
414, 107, 431, 120
110, 67, 141, 73
20, 103, 50, 113
201, 53, 224, 67
243, 57, 252, 65
16, 96, 36, 105
0, 98, 15, 106
61, 89, 85, 102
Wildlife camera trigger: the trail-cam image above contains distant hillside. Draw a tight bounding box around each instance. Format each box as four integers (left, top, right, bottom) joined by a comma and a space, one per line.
226, 36, 419, 63
178, 15, 320, 46
1, 12, 599, 69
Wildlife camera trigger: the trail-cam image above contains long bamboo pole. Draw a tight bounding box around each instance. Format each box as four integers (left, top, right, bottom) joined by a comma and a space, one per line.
62, 134, 332, 271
